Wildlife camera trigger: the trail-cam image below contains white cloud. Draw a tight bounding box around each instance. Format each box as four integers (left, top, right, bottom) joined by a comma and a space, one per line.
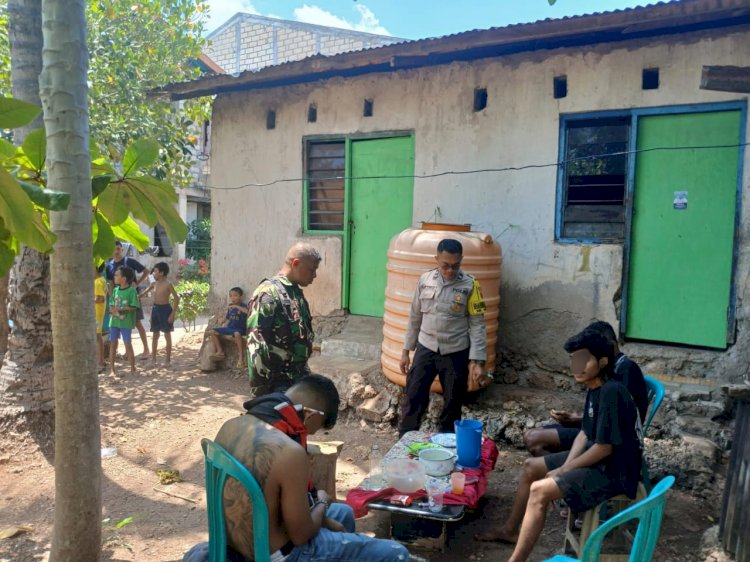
352, 5, 390, 35
293, 4, 391, 35
205, 0, 259, 33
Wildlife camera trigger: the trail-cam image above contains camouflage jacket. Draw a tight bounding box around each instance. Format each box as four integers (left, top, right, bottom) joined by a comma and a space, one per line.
246, 275, 314, 393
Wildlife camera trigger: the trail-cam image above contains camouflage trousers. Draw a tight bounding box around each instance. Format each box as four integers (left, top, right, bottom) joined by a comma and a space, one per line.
248, 363, 310, 397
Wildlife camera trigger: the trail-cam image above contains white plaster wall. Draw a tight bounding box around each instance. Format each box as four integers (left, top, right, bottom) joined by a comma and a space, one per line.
208, 97, 342, 314
184, 202, 198, 226
209, 27, 750, 378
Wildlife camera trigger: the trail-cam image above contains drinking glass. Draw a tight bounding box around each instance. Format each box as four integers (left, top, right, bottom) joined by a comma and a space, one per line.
426, 481, 444, 513
450, 471, 466, 494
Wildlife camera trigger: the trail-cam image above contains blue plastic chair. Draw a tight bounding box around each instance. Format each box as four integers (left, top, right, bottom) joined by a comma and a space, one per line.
643, 376, 665, 433
641, 376, 665, 491
547, 475, 675, 562
201, 438, 271, 562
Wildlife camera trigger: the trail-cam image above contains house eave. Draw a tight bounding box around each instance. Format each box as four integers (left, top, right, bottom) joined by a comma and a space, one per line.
152, 0, 750, 101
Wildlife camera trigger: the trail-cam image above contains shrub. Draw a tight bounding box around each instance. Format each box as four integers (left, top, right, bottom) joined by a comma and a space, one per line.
177, 258, 209, 282
186, 218, 211, 262
175, 280, 209, 331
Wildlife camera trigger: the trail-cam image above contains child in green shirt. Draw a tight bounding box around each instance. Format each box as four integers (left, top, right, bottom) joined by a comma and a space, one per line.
109, 266, 140, 375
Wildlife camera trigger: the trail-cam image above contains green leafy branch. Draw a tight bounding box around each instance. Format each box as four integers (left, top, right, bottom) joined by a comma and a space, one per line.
0, 96, 188, 275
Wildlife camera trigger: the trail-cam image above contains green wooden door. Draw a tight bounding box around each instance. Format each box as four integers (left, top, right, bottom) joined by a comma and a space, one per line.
625, 111, 742, 348
348, 136, 414, 316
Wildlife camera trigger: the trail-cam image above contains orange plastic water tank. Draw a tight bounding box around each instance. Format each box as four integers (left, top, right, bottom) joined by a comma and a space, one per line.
381, 223, 502, 393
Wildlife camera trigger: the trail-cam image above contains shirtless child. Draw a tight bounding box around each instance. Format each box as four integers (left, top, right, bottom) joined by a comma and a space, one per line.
145, 262, 180, 366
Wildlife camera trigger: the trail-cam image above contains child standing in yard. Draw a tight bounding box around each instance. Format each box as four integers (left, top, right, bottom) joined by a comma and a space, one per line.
94, 263, 107, 372
109, 266, 140, 376
210, 287, 248, 368
147, 262, 180, 366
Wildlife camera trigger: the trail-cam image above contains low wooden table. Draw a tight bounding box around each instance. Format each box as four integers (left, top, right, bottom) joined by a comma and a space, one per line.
358, 430, 466, 550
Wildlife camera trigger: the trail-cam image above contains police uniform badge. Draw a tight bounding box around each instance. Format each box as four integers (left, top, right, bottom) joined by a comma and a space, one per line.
467, 279, 486, 315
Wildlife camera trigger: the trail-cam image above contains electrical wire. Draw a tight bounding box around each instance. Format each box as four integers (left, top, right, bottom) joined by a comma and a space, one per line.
193, 141, 750, 191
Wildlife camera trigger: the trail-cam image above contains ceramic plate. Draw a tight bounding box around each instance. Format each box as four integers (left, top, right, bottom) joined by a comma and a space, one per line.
431, 433, 457, 448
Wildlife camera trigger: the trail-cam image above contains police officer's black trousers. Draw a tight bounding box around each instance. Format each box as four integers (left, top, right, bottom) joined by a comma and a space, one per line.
398, 343, 470, 436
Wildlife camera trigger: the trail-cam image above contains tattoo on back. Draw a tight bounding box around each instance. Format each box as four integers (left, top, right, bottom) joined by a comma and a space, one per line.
215, 417, 290, 559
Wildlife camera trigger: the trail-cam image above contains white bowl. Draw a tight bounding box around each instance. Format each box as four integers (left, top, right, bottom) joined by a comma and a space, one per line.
418, 447, 456, 476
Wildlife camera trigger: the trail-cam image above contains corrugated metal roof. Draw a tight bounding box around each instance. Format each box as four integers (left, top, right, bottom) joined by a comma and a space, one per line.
152, 0, 750, 101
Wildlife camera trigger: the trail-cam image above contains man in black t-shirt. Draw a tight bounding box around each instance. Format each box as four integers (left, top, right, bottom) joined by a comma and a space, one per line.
524, 320, 648, 456
476, 329, 643, 562
106, 241, 151, 358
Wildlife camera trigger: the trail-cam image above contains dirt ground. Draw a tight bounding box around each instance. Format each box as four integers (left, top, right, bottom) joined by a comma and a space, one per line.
0, 332, 719, 562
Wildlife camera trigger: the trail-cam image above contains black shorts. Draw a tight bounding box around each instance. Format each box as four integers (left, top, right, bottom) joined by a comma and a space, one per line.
150, 303, 174, 333
555, 427, 579, 450
544, 451, 625, 513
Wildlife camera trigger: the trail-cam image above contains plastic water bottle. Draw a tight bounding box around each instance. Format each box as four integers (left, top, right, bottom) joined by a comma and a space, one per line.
369, 445, 384, 490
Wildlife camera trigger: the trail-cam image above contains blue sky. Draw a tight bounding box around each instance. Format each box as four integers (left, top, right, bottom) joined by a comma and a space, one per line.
203, 1, 652, 39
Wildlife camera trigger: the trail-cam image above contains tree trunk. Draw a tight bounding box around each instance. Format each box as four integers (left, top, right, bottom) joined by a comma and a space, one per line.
0, 0, 32, 356
0, 274, 10, 355
0, 0, 54, 427
0, 247, 53, 414
41, 0, 100, 558
8, 0, 42, 139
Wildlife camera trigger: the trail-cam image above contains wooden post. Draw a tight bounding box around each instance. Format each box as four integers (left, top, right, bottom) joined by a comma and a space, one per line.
308, 441, 344, 500
720, 386, 750, 562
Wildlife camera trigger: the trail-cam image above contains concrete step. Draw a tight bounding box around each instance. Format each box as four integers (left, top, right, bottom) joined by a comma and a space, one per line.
320, 315, 383, 361
308, 355, 381, 379
673, 414, 724, 440
661, 381, 730, 419
308, 354, 399, 425
662, 382, 714, 402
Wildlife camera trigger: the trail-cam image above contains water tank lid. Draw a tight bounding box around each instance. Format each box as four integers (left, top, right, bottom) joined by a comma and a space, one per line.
421, 222, 471, 232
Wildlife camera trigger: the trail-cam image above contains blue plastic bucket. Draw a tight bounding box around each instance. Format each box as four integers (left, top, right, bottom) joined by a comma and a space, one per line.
454, 419, 483, 468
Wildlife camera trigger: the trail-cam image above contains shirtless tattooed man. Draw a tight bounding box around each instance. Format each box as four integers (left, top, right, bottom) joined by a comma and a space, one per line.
183, 375, 410, 562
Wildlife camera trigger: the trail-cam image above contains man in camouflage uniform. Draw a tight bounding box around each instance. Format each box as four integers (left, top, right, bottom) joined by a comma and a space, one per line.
398, 238, 491, 436
246, 242, 320, 396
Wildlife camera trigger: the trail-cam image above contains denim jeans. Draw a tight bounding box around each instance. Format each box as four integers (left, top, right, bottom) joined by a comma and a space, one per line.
285, 503, 409, 562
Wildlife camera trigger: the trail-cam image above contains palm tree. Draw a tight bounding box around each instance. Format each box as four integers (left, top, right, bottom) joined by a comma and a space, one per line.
41, 0, 101, 556
0, 1, 55, 431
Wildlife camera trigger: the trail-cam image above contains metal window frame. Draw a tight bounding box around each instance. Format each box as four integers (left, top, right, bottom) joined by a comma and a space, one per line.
554, 109, 632, 245
303, 138, 347, 234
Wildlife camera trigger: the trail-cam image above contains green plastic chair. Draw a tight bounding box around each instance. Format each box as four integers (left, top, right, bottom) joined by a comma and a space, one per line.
547, 475, 675, 562
201, 438, 271, 562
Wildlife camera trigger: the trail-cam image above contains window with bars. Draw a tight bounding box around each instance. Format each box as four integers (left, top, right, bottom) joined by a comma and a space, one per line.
306, 141, 345, 231
559, 116, 630, 242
